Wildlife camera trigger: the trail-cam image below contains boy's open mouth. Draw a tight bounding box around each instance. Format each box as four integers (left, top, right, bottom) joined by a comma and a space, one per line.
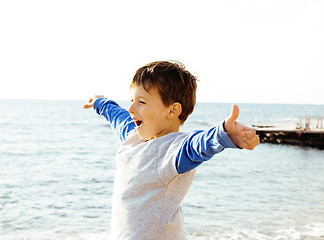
135, 120, 143, 127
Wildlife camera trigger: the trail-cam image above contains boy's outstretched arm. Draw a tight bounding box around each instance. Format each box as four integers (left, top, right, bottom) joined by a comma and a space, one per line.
176, 104, 259, 174
83, 95, 136, 142
224, 105, 259, 150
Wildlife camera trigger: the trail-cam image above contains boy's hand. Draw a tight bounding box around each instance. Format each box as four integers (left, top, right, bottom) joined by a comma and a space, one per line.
224, 105, 260, 150
83, 95, 105, 109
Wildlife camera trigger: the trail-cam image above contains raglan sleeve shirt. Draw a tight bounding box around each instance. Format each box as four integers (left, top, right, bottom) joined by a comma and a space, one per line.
93, 98, 238, 174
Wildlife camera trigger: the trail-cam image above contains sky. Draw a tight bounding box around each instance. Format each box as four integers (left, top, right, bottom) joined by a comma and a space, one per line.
0, 0, 323, 104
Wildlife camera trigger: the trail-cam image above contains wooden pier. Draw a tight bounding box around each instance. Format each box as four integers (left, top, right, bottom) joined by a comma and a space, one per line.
253, 117, 324, 149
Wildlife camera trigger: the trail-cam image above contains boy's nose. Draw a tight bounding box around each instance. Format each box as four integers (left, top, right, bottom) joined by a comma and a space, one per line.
128, 102, 135, 114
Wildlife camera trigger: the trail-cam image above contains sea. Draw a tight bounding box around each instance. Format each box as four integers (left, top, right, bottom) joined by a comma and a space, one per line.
0, 99, 323, 240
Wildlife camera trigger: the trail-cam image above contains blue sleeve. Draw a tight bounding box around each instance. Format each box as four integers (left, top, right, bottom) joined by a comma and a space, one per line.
176, 122, 239, 174
93, 98, 136, 142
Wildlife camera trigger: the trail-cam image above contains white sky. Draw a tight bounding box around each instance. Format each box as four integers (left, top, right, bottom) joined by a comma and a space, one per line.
0, 0, 323, 104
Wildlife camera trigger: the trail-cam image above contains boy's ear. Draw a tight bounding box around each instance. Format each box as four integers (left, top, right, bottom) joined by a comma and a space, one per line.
168, 102, 182, 119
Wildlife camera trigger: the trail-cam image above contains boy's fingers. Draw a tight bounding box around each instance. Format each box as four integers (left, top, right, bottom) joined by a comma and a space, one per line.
83, 96, 102, 109
251, 136, 260, 149
83, 104, 93, 109
94, 95, 105, 99
241, 129, 260, 150
246, 129, 257, 139
246, 135, 260, 150
83, 98, 95, 109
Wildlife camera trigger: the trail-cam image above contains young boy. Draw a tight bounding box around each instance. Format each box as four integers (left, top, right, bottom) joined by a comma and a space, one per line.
83, 61, 259, 240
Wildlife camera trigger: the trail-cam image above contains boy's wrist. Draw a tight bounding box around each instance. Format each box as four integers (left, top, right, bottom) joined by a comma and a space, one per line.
93, 97, 107, 110
220, 121, 241, 149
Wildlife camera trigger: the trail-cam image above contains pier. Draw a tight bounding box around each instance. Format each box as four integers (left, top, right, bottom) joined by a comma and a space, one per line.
253, 117, 324, 149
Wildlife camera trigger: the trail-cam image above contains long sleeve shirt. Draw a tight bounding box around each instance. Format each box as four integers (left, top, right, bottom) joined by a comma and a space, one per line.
93, 98, 237, 174
93, 98, 238, 240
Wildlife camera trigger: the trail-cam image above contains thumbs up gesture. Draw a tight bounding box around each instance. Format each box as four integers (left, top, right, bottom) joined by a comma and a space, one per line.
224, 105, 259, 150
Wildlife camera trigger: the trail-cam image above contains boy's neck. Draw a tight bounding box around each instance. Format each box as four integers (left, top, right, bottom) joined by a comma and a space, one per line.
148, 120, 181, 141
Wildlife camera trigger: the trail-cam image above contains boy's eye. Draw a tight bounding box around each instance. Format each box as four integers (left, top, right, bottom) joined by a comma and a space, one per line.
139, 101, 146, 104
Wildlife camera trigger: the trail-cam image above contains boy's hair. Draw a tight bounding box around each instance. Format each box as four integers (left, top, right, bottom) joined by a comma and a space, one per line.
131, 61, 197, 123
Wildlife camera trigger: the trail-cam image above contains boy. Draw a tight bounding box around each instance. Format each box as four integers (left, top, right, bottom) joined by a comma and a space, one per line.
83, 61, 259, 240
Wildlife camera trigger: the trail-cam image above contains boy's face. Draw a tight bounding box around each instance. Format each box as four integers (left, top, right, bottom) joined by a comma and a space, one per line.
128, 85, 173, 140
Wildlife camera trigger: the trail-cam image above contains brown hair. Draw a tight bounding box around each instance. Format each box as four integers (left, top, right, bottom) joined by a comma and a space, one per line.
131, 61, 197, 123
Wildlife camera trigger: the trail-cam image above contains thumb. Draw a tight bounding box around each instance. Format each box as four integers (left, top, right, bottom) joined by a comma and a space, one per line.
227, 104, 239, 124
83, 98, 94, 109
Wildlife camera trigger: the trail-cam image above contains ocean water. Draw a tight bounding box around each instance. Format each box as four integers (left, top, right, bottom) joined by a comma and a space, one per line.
0, 99, 323, 240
